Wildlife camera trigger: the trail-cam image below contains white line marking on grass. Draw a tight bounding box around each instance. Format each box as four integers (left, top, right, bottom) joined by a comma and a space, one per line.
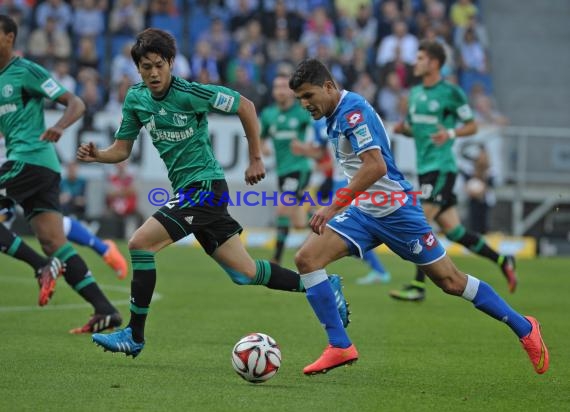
0, 277, 162, 313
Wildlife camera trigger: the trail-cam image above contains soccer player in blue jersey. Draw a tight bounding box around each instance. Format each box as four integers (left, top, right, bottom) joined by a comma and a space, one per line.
77, 29, 348, 358
292, 118, 391, 284
289, 58, 549, 375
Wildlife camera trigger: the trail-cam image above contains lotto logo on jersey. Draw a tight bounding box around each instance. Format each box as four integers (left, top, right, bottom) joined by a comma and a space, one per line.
40, 78, 62, 98
345, 110, 364, 127
213, 92, 235, 112
422, 231, 438, 249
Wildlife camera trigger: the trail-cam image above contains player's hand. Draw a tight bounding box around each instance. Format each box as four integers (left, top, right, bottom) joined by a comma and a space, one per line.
309, 205, 336, 235
76, 142, 99, 162
40, 126, 64, 142
290, 140, 305, 156
393, 121, 407, 135
244, 157, 266, 185
430, 125, 450, 146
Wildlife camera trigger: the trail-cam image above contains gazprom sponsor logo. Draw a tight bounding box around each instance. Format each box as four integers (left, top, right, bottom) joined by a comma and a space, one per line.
410, 114, 439, 124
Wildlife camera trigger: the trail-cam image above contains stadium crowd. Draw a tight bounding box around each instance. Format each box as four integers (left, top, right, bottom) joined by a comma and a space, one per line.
1, 0, 496, 121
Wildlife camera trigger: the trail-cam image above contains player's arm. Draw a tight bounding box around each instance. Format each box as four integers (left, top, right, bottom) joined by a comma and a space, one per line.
290, 140, 326, 160
40, 92, 86, 142
393, 121, 413, 137
237, 95, 265, 185
77, 139, 134, 164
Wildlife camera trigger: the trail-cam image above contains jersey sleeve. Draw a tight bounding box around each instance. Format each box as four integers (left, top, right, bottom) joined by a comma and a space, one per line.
115, 89, 143, 140
22, 61, 67, 101
451, 85, 474, 122
187, 83, 241, 115
341, 105, 383, 156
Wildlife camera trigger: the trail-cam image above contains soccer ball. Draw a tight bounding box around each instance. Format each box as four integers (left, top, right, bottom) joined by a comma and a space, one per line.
231, 333, 281, 383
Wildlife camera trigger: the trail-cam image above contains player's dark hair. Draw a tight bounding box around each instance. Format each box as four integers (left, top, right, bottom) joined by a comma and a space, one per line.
0, 14, 18, 41
418, 39, 446, 67
289, 58, 335, 90
131, 28, 176, 66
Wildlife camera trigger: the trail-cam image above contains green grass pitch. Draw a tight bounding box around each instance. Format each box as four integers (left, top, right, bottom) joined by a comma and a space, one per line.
0, 240, 568, 411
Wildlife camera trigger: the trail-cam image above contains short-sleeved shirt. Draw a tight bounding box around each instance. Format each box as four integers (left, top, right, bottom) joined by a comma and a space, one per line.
0, 57, 67, 173
115, 77, 241, 192
260, 102, 312, 176
407, 81, 474, 174
326, 90, 414, 218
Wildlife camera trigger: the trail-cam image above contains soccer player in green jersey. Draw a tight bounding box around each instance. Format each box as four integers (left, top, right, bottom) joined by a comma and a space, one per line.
260, 73, 313, 264
79, 29, 348, 357
0, 15, 122, 333
389, 40, 517, 302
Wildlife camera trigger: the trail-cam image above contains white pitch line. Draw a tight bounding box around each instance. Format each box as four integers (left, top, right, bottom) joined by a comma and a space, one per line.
0, 277, 162, 313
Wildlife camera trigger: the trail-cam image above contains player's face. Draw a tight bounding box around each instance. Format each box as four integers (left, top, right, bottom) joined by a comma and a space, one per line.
293, 81, 336, 119
0, 27, 14, 56
272, 77, 294, 106
414, 50, 431, 77
138, 53, 173, 97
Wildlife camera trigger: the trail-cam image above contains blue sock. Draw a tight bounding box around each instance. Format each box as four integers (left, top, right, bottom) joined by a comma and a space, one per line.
462, 275, 532, 338
64, 216, 109, 256
363, 250, 386, 274
301, 269, 351, 348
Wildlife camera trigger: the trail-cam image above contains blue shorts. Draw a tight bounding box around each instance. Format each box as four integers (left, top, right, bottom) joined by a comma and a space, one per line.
327, 204, 446, 266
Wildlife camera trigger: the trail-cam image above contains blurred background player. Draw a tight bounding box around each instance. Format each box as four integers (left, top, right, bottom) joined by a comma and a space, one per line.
0, 141, 127, 279
260, 73, 313, 265
292, 118, 391, 284
389, 40, 516, 302
0, 15, 121, 333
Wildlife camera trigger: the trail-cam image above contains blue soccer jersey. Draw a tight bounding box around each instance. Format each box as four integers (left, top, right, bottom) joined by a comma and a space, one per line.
325, 91, 414, 217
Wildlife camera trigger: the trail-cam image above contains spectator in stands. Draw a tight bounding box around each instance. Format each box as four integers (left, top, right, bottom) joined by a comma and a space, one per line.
375, 0, 401, 43
266, 25, 293, 64
109, 0, 145, 37
342, 46, 374, 89
198, 17, 231, 68
110, 41, 140, 87
225, 43, 260, 84
72, 0, 106, 38
378, 45, 414, 89
458, 28, 492, 94
352, 3, 378, 52
450, 0, 478, 28
377, 70, 406, 122
229, 0, 257, 34
75, 35, 99, 73
235, 19, 267, 68
454, 13, 489, 49
27, 15, 71, 68
105, 160, 139, 220
352, 71, 378, 107
76, 67, 103, 129
190, 39, 220, 83
376, 20, 418, 66
35, 0, 72, 32
60, 162, 87, 219
261, 0, 304, 41
300, 6, 336, 58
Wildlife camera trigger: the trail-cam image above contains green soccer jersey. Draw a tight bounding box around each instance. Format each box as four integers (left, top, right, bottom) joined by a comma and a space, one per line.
115, 77, 241, 191
260, 102, 312, 176
0, 57, 67, 173
407, 80, 474, 174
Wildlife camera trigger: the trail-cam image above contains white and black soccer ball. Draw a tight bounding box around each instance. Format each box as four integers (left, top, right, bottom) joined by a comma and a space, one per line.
231, 333, 281, 383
